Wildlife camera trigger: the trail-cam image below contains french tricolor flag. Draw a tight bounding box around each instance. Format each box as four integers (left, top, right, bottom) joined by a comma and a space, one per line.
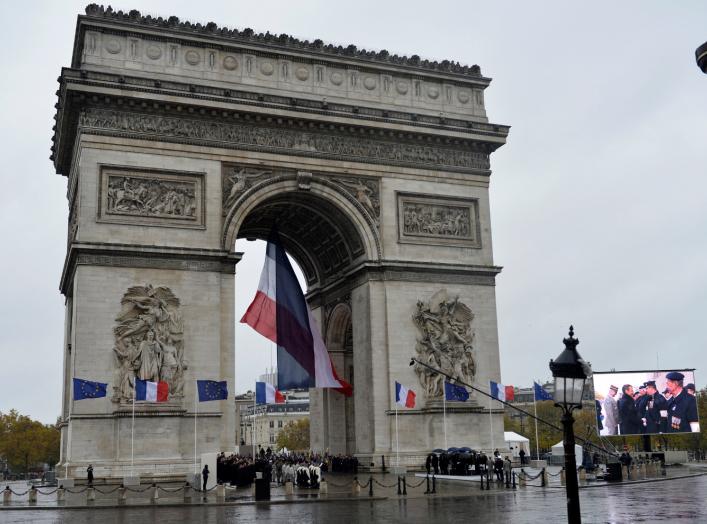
490, 381, 515, 402
255, 382, 285, 405
241, 231, 353, 396
395, 381, 416, 408
135, 378, 169, 402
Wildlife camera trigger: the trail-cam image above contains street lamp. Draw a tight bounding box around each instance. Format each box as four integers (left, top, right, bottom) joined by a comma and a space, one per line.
549, 326, 592, 524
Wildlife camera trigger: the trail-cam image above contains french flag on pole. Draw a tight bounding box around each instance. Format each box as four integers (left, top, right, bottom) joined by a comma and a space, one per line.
135, 378, 169, 402
490, 381, 515, 402
241, 230, 353, 396
255, 382, 285, 405
395, 381, 416, 408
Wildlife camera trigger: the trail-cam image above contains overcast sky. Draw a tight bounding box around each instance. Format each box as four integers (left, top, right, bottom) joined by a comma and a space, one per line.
1, 1, 706, 424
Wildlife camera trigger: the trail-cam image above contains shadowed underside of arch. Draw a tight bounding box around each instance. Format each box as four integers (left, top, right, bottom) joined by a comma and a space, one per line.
237, 192, 367, 288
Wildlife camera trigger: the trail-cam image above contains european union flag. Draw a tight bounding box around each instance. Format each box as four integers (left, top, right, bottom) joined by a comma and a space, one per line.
534, 381, 553, 401
73, 378, 108, 400
197, 380, 228, 402
444, 381, 469, 402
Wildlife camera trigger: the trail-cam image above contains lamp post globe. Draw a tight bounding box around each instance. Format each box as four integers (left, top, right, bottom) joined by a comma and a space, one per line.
549, 326, 591, 524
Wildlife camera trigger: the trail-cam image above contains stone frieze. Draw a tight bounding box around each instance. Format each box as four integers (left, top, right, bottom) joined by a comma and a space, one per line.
398, 193, 481, 248
98, 166, 205, 228
80, 108, 490, 172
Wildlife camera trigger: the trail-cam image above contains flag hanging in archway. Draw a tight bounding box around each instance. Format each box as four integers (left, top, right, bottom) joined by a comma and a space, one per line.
241, 230, 353, 396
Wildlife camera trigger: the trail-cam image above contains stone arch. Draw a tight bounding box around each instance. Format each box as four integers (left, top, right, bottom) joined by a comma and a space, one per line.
326, 302, 353, 351
223, 173, 381, 289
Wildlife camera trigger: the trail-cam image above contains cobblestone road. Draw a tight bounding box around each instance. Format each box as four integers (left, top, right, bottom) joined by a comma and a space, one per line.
2, 470, 706, 523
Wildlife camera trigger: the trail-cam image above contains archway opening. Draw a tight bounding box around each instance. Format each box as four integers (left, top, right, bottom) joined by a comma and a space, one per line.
233, 190, 367, 455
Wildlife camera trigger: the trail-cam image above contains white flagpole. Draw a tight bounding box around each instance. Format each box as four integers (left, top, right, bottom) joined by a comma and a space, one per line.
489, 392, 494, 452
194, 382, 198, 476
395, 404, 400, 467
131, 386, 136, 476
443, 389, 448, 451
67, 391, 73, 479
252, 391, 256, 455
533, 382, 540, 461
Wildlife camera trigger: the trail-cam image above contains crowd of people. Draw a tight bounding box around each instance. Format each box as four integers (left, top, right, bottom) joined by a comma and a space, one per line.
425, 450, 493, 477
600, 372, 699, 436
216, 449, 359, 488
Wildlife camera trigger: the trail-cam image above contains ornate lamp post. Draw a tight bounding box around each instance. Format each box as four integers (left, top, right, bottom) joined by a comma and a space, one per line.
549, 326, 592, 524
696, 41, 707, 73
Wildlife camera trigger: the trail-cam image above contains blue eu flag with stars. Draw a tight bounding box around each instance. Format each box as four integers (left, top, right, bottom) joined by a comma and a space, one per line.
534, 381, 553, 401
73, 378, 108, 400
197, 380, 228, 402
444, 381, 469, 402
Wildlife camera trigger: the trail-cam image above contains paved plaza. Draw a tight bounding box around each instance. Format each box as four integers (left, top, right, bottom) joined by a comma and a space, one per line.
2, 468, 706, 523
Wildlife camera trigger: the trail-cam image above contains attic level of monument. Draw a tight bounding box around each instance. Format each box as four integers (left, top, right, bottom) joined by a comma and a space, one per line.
50, 70, 509, 176
79, 4, 488, 80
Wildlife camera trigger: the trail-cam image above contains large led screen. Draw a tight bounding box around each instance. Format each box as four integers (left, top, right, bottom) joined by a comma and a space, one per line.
593, 370, 699, 436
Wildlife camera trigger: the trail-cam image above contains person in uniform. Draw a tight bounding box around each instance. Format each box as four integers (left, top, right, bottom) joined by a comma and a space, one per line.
665, 372, 699, 433
685, 383, 696, 396
603, 385, 620, 435
642, 380, 668, 433
635, 383, 650, 433
618, 384, 641, 435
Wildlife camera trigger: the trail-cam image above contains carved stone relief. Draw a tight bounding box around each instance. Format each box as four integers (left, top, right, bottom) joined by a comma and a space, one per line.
332, 176, 380, 223
112, 284, 187, 403
67, 198, 78, 247
80, 108, 490, 173
221, 166, 272, 216
99, 167, 205, 228
412, 289, 475, 399
397, 193, 480, 248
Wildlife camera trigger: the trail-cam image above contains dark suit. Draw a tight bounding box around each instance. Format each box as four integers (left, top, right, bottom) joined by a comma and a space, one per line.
643, 393, 668, 433
618, 393, 641, 435
667, 390, 698, 433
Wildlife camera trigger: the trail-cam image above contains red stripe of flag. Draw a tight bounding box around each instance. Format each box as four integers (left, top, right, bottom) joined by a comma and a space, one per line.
275, 389, 285, 404
156, 381, 169, 402
504, 385, 515, 402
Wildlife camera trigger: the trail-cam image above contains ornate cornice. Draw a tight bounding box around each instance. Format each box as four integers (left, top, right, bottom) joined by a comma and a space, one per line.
51, 70, 509, 174
82, 4, 485, 79
60, 243, 241, 296
76, 107, 490, 174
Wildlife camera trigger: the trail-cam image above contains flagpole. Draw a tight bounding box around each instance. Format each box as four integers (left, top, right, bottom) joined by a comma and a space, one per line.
67, 389, 73, 479
395, 404, 400, 467
252, 390, 256, 456
443, 390, 448, 451
489, 393, 494, 452
533, 382, 540, 461
194, 382, 198, 477
131, 386, 136, 476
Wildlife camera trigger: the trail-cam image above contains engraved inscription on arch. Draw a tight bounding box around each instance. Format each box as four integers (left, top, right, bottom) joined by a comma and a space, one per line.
397, 193, 480, 248
98, 167, 205, 229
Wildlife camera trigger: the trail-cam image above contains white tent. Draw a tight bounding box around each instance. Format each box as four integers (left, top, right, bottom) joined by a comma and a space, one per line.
551, 441, 582, 468
504, 431, 530, 458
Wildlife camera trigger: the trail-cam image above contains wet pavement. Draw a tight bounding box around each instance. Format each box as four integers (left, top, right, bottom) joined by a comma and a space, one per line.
2, 468, 706, 523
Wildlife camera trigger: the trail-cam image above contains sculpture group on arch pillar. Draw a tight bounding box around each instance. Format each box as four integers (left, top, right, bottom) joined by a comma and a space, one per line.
412, 289, 476, 399
112, 284, 187, 403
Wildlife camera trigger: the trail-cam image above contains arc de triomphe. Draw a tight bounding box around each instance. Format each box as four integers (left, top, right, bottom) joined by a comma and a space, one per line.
52, 5, 509, 477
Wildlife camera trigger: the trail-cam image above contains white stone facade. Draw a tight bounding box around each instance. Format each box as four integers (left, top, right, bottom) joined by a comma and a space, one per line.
52, 6, 509, 477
